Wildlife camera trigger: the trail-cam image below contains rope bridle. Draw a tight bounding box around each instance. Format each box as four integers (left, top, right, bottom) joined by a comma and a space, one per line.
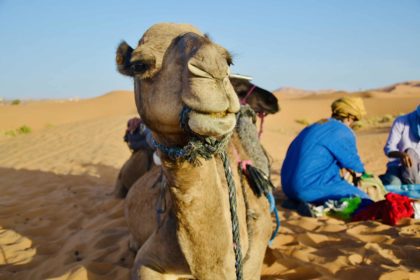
239, 85, 256, 105
152, 106, 244, 280
257, 112, 267, 139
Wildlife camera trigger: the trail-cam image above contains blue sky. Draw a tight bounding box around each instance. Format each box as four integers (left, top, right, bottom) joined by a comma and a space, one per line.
0, 0, 419, 99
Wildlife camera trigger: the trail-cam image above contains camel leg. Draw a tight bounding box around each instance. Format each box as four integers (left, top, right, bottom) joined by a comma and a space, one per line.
132, 251, 165, 280
132, 249, 182, 280
131, 214, 191, 280
243, 196, 272, 280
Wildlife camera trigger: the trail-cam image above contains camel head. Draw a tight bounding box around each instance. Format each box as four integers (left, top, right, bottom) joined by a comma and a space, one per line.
229, 77, 280, 115
116, 23, 240, 147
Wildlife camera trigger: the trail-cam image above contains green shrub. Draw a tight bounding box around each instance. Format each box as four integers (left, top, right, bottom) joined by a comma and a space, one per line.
379, 114, 395, 123
4, 130, 16, 137
3, 125, 32, 137
11, 99, 21, 105
351, 122, 363, 131
17, 125, 31, 134
295, 118, 310, 126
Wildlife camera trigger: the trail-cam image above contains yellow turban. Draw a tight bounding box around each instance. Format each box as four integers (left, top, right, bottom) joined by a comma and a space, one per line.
331, 97, 366, 121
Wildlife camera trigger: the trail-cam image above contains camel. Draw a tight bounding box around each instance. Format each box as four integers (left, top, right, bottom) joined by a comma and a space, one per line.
115, 23, 272, 279
113, 77, 279, 198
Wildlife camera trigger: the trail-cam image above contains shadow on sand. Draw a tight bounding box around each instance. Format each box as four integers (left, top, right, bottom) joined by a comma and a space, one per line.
0, 165, 133, 280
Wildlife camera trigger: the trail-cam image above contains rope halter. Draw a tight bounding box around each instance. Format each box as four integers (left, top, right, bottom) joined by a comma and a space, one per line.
152, 107, 232, 166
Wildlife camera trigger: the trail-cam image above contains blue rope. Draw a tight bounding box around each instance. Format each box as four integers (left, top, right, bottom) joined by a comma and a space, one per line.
240, 161, 281, 247
266, 192, 281, 246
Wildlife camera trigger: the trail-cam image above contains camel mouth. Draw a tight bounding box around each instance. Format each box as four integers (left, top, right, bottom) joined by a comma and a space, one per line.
209, 111, 228, 118
259, 104, 280, 114
187, 110, 236, 138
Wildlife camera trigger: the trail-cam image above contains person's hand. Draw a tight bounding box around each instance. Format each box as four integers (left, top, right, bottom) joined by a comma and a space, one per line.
354, 171, 363, 177
344, 169, 363, 186
399, 152, 412, 168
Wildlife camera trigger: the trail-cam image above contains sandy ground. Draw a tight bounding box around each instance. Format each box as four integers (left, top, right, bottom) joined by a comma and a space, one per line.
0, 85, 419, 280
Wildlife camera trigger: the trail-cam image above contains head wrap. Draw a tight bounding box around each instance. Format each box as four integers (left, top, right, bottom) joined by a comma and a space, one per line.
331, 97, 367, 121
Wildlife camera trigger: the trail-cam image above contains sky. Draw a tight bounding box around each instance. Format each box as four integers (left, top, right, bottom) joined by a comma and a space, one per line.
0, 0, 419, 99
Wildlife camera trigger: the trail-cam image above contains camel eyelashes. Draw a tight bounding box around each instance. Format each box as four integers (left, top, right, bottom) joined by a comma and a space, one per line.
224, 51, 233, 66
226, 57, 233, 66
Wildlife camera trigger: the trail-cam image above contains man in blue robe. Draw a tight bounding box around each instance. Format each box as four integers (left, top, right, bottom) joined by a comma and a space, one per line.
281, 97, 370, 204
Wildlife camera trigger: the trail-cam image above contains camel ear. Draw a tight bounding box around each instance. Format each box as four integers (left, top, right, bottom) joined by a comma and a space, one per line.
116, 41, 134, 77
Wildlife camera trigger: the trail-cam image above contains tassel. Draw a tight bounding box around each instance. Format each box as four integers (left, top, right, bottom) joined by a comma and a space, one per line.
245, 164, 275, 197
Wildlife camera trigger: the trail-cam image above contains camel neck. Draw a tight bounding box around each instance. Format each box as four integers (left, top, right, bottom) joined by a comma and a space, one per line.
160, 149, 246, 279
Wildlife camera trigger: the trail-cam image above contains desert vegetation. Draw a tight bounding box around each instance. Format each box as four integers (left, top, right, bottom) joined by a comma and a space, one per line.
3, 125, 32, 137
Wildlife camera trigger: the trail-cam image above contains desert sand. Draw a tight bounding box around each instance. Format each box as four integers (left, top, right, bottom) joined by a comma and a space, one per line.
0, 82, 419, 280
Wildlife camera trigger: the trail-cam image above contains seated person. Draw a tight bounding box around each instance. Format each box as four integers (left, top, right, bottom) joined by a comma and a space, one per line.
380, 105, 420, 185
281, 97, 371, 205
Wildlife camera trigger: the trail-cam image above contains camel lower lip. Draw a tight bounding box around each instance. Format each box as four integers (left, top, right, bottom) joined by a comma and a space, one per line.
187, 111, 236, 137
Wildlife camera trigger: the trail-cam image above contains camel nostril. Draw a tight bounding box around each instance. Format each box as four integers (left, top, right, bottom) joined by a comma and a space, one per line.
131, 62, 147, 73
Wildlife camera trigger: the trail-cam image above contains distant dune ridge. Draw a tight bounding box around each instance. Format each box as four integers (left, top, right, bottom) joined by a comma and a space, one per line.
274, 80, 420, 99
0, 81, 419, 279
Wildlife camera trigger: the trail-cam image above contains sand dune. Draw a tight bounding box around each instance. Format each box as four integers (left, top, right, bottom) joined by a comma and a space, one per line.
0, 84, 419, 279
0, 91, 136, 133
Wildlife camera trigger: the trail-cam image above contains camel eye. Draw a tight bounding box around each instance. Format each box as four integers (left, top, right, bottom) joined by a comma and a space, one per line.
131, 61, 148, 73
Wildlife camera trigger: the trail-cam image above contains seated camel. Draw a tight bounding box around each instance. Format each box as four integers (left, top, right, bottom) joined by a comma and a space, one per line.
116, 22, 273, 279
114, 76, 280, 198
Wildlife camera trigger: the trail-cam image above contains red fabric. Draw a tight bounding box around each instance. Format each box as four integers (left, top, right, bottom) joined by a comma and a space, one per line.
383, 193, 414, 225
352, 193, 414, 225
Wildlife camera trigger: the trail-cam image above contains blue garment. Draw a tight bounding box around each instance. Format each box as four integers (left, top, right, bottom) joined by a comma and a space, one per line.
281, 118, 368, 203
414, 105, 420, 141
384, 184, 420, 199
